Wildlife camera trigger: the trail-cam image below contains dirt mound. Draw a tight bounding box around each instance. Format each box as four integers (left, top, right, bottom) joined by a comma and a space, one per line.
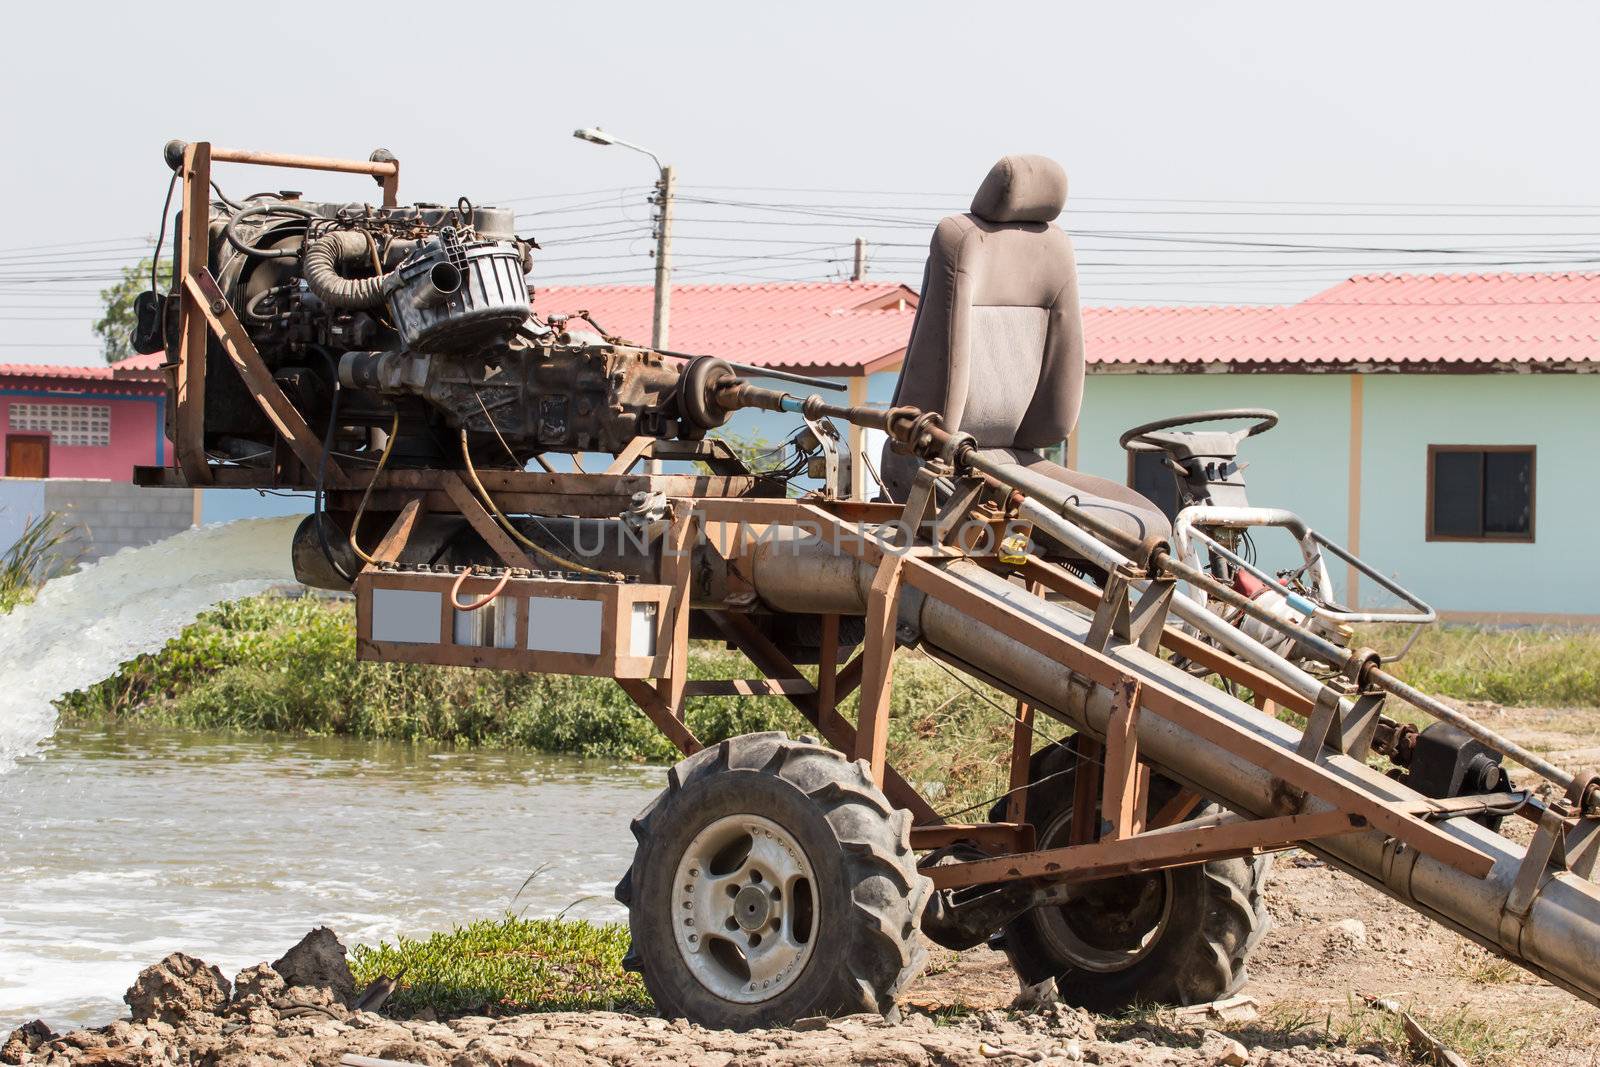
124, 952, 231, 1026
271, 927, 357, 1007
2, 929, 1392, 1067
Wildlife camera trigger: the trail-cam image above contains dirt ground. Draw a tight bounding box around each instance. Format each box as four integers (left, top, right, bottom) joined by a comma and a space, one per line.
6, 704, 1599, 1066
910, 701, 1600, 1066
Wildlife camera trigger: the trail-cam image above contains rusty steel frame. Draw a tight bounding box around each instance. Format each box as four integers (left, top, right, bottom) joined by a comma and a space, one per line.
345, 482, 1517, 899
154, 141, 1561, 918
170, 142, 399, 486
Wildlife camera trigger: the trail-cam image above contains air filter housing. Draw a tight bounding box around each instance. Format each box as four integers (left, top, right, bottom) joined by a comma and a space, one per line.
386, 227, 530, 352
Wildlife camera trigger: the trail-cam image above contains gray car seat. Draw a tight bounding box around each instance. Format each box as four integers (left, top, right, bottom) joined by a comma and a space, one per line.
879, 154, 1171, 542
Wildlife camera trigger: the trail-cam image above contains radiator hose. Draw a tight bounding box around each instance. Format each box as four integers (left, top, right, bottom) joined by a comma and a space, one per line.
301, 230, 390, 310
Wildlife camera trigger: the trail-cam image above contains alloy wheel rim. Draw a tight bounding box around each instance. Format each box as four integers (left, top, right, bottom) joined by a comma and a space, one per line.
671, 814, 819, 1002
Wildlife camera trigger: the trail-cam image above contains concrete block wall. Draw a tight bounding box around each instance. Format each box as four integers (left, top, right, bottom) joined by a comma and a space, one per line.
0, 478, 196, 564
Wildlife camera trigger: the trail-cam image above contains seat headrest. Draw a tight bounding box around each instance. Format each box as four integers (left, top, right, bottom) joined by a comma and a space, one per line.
969, 154, 1068, 224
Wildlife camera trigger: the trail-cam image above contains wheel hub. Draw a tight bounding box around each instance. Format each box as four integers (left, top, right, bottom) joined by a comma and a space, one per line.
672, 814, 819, 1003
734, 885, 773, 931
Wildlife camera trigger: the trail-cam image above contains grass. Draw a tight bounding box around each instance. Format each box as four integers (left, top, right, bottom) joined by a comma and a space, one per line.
1259, 996, 1541, 1066
349, 916, 649, 1017
0, 511, 76, 614
56, 593, 1029, 815
1366, 623, 1600, 707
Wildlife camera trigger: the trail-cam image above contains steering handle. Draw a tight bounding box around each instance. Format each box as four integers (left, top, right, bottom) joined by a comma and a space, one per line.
1119, 408, 1279, 453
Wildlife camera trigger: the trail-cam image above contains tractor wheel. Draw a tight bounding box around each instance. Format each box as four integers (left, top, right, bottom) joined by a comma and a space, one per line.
616, 732, 930, 1030
989, 741, 1272, 1012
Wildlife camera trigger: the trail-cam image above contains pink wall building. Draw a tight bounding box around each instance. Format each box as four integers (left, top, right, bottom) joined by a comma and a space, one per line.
0, 353, 169, 480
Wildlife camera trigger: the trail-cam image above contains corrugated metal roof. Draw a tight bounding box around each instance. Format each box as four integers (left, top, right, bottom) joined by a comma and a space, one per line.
535, 281, 918, 375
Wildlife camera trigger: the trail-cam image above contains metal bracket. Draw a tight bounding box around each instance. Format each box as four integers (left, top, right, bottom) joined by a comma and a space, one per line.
930, 476, 988, 546
1297, 684, 1384, 762
897, 461, 950, 546
1500, 806, 1571, 954
1085, 567, 1135, 653
1127, 576, 1176, 655
1084, 567, 1172, 657
1565, 817, 1600, 880
802, 414, 845, 499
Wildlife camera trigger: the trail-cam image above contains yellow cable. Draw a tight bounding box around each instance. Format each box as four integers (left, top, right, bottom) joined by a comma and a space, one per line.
348, 412, 401, 565
458, 429, 624, 580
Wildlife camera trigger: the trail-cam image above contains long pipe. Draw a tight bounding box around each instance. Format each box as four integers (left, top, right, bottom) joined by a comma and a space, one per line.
742, 535, 1600, 1005
715, 380, 1580, 794
993, 459, 1579, 793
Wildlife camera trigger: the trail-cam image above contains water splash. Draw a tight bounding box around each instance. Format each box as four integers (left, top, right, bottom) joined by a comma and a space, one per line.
0, 518, 299, 772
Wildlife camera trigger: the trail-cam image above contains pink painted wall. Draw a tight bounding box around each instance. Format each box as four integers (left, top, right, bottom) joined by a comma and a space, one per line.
2, 393, 168, 482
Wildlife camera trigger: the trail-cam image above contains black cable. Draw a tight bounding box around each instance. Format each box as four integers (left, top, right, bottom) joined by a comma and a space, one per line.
310, 346, 354, 583
209, 180, 244, 212
151, 170, 177, 292
224, 203, 318, 260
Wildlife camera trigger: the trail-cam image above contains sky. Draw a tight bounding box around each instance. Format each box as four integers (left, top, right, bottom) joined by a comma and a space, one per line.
5, 0, 1600, 365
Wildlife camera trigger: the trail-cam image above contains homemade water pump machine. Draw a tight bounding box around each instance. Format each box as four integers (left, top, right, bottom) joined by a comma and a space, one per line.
131, 139, 1600, 1029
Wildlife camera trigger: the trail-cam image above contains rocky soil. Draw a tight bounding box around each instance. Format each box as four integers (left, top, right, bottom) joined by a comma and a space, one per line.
0, 924, 1378, 1067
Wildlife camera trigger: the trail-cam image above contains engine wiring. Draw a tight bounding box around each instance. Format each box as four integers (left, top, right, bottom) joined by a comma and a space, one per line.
458, 429, 625, 581
347, 411, 402, 565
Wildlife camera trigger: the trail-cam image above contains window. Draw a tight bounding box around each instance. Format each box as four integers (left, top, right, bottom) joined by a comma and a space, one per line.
8, 402, 111, 448
1426, 446, 1535, 542
1128, 450, 1181, 522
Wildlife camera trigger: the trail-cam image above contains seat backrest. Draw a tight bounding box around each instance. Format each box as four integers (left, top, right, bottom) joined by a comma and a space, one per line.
881, 154, 1082, 498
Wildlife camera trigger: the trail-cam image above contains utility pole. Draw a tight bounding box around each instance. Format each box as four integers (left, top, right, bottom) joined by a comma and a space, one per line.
652, 165, 675, 349
852, 237, 867, 281
572, 127, 675, 475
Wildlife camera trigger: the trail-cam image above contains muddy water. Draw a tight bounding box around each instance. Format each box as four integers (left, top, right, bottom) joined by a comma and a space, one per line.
0, 725, 664, 1032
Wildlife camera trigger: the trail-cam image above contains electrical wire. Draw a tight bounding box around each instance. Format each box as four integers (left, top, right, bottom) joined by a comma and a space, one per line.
347, 412, 402, 565
450, 567, 511, 611
150, 172, 177, 292
458, 429, 624, 580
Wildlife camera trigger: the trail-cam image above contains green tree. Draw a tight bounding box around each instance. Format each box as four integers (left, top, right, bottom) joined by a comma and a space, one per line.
94, 258, 171, 364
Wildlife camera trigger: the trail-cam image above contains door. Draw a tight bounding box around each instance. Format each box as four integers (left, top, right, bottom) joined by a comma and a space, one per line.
4, 435, 49, 478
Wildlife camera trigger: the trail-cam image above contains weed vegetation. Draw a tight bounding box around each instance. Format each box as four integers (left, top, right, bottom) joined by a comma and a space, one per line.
0, 512, 75, 614
349, 916, 649, 1017
1369, 623, 1600, 707
57, 593, 1029, 815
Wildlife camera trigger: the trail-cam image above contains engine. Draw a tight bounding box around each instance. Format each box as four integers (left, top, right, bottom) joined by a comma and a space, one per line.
139, 155, 711, 471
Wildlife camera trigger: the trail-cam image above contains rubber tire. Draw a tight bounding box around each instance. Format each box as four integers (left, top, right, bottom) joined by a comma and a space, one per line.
617, 732, 931, 1030
990, 742, 1272, 1012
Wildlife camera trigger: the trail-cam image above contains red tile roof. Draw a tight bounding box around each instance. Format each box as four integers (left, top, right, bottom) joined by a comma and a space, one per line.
0, 352, 165, 388
1084, 273, 1600, 369
535, 281, 917, 376
8, 273, 1591, 388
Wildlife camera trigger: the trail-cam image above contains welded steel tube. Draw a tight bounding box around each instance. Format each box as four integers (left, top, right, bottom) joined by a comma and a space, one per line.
1373, 666, 1577, 794
743, 536, 1600, 1005
1017, 498, 1334, 708
996, 460, 1576, 791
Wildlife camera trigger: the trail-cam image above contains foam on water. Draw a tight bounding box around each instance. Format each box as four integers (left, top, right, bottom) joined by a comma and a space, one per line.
0, 518, 299, 771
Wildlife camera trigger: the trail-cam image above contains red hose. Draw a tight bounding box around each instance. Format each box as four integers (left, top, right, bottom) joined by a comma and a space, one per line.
450, 568, 511, 612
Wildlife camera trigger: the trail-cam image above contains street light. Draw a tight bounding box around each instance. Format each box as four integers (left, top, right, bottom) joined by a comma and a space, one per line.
572, 127, 673, 350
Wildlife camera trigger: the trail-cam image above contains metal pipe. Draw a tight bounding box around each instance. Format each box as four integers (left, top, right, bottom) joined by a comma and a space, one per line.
712, 380, 1575, 791
977, 454, 1570, 789
1372, 666, 1575, 790
1016, 499, 1335, 708
1016, 491, 1575, 792
207, 146, 398, 176
741, 535, 1600, 1004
